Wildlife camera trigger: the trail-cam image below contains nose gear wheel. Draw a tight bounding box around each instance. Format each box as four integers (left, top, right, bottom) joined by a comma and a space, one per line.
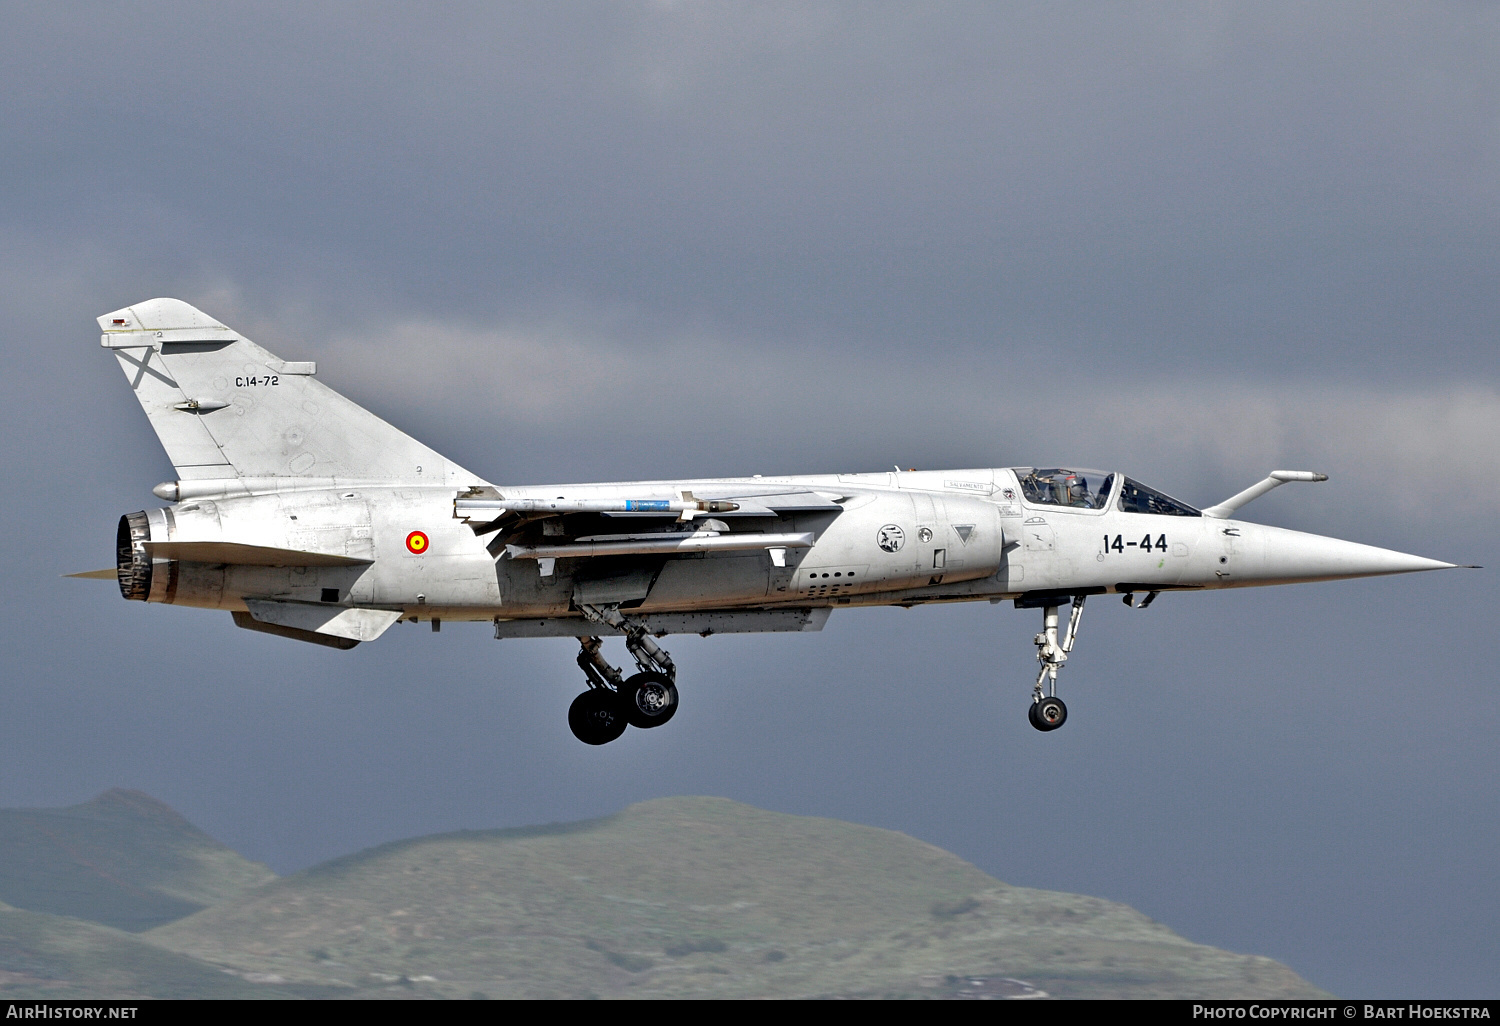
1031, 695, 1067, 731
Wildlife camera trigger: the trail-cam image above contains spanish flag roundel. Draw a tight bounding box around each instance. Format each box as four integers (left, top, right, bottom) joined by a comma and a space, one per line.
406, 531, 429, 554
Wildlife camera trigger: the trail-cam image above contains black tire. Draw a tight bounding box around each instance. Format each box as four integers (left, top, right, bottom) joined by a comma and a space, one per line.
568, 689, 628, 745
1028, 700, 1043, 731
1034, 695, 1067, 731
622, 671, 678, 729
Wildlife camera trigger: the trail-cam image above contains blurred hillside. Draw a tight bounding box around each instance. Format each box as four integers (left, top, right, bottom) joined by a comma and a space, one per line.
0, 791, 1330, 999
0, 902, 318, 999
147, 796, 1328, 999
0, 789, 275, 931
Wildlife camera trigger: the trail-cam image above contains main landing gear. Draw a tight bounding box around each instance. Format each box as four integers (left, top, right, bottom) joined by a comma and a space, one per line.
1029, 596, 1086, 732
567, 605, 679, 745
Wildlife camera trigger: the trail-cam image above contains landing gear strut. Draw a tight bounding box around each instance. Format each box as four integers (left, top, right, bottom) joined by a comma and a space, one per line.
1030, 596, 1085, 732
567, 605, 680, 745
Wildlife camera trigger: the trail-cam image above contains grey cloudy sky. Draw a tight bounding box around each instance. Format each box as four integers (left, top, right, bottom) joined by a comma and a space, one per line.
0, 2, 1495, 997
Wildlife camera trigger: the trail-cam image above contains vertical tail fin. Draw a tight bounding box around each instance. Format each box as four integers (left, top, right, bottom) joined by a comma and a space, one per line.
99, 298, 476, 486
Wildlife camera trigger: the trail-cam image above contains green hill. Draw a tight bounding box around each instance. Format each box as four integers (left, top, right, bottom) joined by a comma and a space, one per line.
0, 789, 275, 932
0, 901, 310, 999
147, 797, 1329, 999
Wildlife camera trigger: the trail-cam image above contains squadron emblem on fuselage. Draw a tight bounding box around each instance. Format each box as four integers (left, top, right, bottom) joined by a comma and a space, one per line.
876, 524, 905, 553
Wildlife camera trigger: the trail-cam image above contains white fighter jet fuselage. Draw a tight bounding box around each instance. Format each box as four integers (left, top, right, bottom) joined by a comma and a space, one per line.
88, 299, 1462, 743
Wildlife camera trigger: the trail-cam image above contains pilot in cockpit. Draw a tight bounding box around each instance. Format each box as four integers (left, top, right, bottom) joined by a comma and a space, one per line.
1064, 474, 1093, 508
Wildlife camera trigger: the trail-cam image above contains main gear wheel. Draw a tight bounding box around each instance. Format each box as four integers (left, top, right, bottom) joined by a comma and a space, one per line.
568, 689, 627, 745
622, 671, 678, 729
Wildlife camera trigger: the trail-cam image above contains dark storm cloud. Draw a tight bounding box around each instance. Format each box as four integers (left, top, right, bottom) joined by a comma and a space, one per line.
0, 2, 1496, 999
7, 2, 1499, 515
4, 2, 1499, 372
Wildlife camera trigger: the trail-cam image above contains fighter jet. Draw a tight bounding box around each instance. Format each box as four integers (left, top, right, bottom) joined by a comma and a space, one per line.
79, 298, 1464, 744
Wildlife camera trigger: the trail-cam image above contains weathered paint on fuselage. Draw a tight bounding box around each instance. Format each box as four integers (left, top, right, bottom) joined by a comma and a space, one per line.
141, 467, 1447, 626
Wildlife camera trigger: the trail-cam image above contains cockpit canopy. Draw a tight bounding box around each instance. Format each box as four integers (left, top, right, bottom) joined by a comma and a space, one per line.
1116, 478, 1199, 517
1016, 468, 1115, 510
1014, 468, 1200, 517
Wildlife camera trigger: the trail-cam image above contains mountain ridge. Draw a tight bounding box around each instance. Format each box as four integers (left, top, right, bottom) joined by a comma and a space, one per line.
0, 788, 276, 932
0, 791, 1330, 999
146, 795, 1330, 999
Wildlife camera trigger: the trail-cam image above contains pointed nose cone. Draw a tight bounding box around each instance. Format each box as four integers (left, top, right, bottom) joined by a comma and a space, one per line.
1245, 524, 1458, 585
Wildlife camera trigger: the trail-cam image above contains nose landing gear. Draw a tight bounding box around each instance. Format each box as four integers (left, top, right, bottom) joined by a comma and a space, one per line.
568, 604, 680, 745
1029, 596, 1085, 732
